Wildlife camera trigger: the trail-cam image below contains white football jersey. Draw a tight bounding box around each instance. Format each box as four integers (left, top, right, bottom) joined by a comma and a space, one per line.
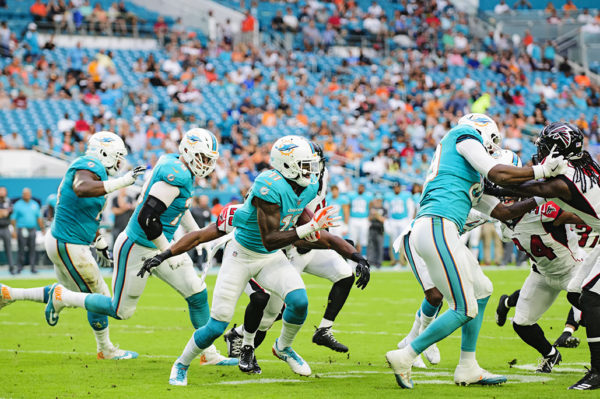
570, 223, 600, 254
217, 204, 241, 234
552, 163, 600, 233
501, 201, 582, 277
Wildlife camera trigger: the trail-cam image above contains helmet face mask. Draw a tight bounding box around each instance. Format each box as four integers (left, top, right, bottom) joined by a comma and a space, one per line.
179, 128, 220, 178
270, 136, 320, 187
86, 131, 127, 176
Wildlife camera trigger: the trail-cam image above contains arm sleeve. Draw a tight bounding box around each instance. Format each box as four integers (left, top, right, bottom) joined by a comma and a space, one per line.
148, 181, 180, 208
473, 194, 501, 217
456, 139, 499, 178
180, 209, 199, 233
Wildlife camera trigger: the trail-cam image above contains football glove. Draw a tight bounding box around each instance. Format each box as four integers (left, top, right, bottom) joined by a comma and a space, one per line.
351, 252, 371, 290
94, 235, 113, 268
138, 250, 171, 278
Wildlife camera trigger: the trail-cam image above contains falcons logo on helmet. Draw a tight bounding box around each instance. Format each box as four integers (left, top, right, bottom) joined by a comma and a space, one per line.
547, 125, 573, 147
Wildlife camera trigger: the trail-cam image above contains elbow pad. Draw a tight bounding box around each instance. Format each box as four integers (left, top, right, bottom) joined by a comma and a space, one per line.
137, 195, 167, 240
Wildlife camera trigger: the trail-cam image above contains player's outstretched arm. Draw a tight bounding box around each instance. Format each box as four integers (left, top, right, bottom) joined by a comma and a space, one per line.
138, 224, 224, 277
490, 198, 539, 222
73, 166, 145, 197
486, 177, 572, 203
553, 210, 585, 226
457, 140, 567, 186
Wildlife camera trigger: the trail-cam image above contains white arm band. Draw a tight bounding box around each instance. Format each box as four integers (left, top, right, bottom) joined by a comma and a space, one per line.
152, 234, 170, 252
296, 221, 317, 239
148, 181, 180, 208
473, 194, 501, 217
180, 209, 199, 233
103, 174, 134, 194
456, 139, 498, 178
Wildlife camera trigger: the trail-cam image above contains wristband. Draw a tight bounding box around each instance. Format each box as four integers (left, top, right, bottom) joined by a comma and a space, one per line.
296, 221, 317, 239
103, 174, 134, 194
534, 197, 545, 206
532, 164, 545, 180
158, 249, 172, 262
350, 252, 365, 263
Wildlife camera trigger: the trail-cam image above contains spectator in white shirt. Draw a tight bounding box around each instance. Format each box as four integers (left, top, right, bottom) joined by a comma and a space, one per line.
161, 55, 182, 76
577, 9, 594, 24
363, 14, 381, 35
368, 1, 383, 18
283, 7, 299, 32
5, 132, 25, 149
494, 0, 510, 14
57, 113, 75, 133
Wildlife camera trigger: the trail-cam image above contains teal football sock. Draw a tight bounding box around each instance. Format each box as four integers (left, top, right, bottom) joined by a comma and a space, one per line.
186, 290, 209, 329
411, 308, 471, 354
461, 296, 490, 352
85, 294, 119, 319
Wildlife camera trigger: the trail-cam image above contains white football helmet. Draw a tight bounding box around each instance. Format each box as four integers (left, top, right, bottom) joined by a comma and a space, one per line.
458, 113, 502, 155
270, 135, 320, 187
86, 131, 127, 176
179, 128, 219, 178
493, 148, 522, 167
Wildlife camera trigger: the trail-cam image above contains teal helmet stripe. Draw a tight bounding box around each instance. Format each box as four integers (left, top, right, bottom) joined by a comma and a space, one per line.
209, 132, 218, 152
308, 141, 315, 154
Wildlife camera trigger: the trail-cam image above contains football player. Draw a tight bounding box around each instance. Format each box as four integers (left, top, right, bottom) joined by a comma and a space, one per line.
154, 136, 366, 385
347, 183, 373, 253
385, 113, 568, 389
0, 131, 144, 359
486, 122, 600, 390
384, 182, 415, 267
394, 149, 543, 372
41, 128, 236, 366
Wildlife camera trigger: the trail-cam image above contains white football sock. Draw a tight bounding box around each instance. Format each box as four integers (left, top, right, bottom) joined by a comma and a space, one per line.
406, 311, 421, 341
278, 320, 302, 349
8, 287, 45, 302
178, 335, 203, 366
419, 312, 435, 334
318, 318, 334, 329
458, 350, 477, 366
94, 327, 113, 352
242, 328, 256, 348
59, 286, 88, 308
234, 325, 244, 336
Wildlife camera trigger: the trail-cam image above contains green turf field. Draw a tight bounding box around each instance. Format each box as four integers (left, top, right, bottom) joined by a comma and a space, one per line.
0, 268, 591, 398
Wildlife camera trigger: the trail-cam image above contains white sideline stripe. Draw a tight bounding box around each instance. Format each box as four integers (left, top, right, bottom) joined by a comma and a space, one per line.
0, 321, 40, 326
210, 378, 305, 385
511, 363, 590, 373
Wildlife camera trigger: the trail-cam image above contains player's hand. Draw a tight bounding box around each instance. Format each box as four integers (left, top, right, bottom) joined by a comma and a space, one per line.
296, 206, 341, 239
138, 250, 171, 278
304, 231, 320, 242
351, 252, 370, 289
535, 145, 568, 179
94, 235, 113, 268
123, 166, 146, 186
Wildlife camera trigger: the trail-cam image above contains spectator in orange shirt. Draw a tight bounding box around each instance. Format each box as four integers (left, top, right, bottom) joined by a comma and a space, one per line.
575, 72, 591, 87
30, 0, 47, 21
523, 29, 533, 47
204, 63, 218, 83
563, 0, 577, 12
0, 134, 7, 149
210, 198, 223, 219
328, 76, 340, 92
241, 10, 256, 44
576, 113, 589, 131
261, 105, 277, 127
296, 105, 308, 126
544, 1, 556, 14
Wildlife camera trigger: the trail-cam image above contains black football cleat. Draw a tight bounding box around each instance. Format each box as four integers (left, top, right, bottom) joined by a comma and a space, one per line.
496, 294, 510, 327
554, 331, 580, 348
312, 327, 348, 353
224, 324, 243, 358
238, 345, 260, 374
536, 348, 562, 373
569, 368, 600, 390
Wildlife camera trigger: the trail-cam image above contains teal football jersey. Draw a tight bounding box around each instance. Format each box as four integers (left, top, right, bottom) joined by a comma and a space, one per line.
233, 169, 319, 254
125, 154, 193, 248
325, 193, 349, 210
51, 156, 108, 245
347, 191, 373, 218
416, 125, 484, 232
385, 191, 413, 220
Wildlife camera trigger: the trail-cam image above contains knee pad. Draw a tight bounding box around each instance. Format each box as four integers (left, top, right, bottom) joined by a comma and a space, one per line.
283, 289, 308, 324
249, 291, 270, 310
87, 312, 108, 331
193, 317, 228, 349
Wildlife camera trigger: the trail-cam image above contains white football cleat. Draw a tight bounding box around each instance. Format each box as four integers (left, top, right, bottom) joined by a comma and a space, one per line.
169, 361, 189, 386
0, 284, 15, 310
44, 283, 66, 326
198, 344, 238, 366
423, 343, 441, 365
272, 338, 311, 376
454, 363, 507, 386
98, 346, 139, 360
386, 348, 414, 389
